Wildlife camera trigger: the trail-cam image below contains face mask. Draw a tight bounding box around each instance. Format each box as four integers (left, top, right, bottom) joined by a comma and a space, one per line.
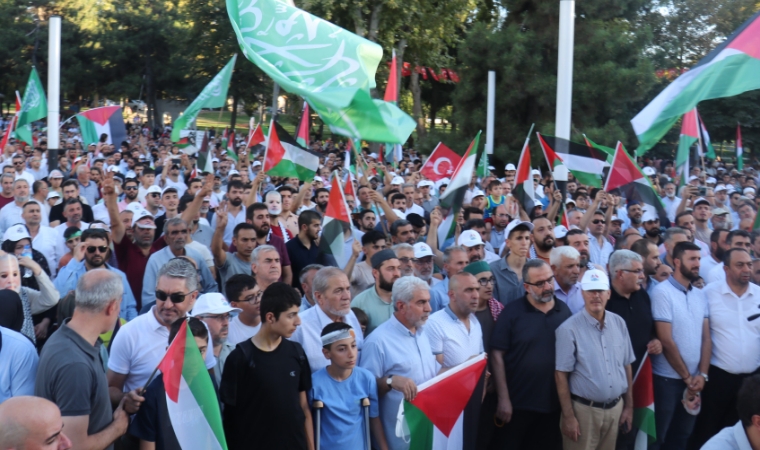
268, 206, 282, 215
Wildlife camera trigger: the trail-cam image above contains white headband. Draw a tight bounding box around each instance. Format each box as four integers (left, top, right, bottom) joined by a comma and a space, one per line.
321, 328, 355, 347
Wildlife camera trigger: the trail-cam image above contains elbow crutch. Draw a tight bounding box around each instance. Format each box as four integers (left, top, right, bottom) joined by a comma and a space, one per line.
313, 400, 324, 450
362, 397, 371, 450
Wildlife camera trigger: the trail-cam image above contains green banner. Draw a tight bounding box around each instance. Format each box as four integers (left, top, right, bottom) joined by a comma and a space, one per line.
16, 67, 47, 140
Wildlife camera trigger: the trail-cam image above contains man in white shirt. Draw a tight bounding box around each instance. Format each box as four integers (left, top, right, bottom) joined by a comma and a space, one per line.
0, 178, 31, 236
661, 182, 682, 223
11, 154, 35, 187
290, 267, 364, 373
701, 375, 760, 450
706, 230, 752, 284
690, 248, 760, 449
22, 201, 59, 276
701, 229, 728, 280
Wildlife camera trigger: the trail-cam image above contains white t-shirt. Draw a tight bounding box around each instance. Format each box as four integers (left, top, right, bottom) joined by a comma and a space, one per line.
227, 316, 261, 346
108, 306, 216, 393
32, 226, 59, 278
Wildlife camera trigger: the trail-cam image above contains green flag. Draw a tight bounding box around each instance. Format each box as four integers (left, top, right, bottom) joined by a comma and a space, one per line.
16, 67, 47, 145
171, 55, 237, 142
226, 0, 415, 144
477, 150, 489, 178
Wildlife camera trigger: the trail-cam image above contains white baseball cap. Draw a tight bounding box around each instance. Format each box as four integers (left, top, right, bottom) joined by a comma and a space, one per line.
506, 219, 534, 235
252, 161, 262, 167
132, 209, 156, 228
189, 293, 242, 317
553, 225, 568, 239
531, 169, 541, 177
472, 188, 485, 198
417, 180, 434, 188
642, 208, 659, 223
125, 202, 145, 214
391, 176, 404, 185
611, 215, 624, 223
228, 169, 240, 176
688, 175, 699, 182
413, 242, 434, 258
693, 197, 710, 207
161, 186, 178, 196
368, 153, 378, 159
581, 269, 609, 291
565, 198, 576, 205
49, 170, 64, 179
714, 185, 727, 193
46, 191, 61, 200
744, 187, 756, 195
643, 167, 656, 176
458, 230, 484, 248
3, 224, 30, 243
505, 163, 516, 171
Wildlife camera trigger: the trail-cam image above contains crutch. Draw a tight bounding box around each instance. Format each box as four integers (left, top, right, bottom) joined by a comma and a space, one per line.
362, 397, 371, 450
313, 400, 324, 450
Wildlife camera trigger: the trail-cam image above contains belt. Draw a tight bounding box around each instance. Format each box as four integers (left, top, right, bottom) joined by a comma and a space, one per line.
571, 394, 621, 409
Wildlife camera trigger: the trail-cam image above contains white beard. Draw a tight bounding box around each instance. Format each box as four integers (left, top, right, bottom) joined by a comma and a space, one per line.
268, 206, 283, 216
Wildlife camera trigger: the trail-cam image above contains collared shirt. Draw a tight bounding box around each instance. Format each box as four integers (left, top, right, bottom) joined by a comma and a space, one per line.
701, 421, 753, 450
359, 315, 437, 450
0, 201, 25, 236
78, 180, 99, 206
300, 295, 314, 312
700, 254, 721, 280
351, 286, 394, 334
210, 205, 247, 247
32, 225, 59, 278
54, 259, 137, 321
491, 296, 572, 412
214, 342, 235, 387
0, 326, 38, 403
555, 308, 636, 403
428, 277, 450, 312
426, 306, 483, 368
290, 305, 365, 373
588, 233, 614, 267
554, 280, 585, 314
651, 276, 709, 379
108, 306, 216, 393
703, 280, 760, 374
489, 258, 524, 306
646, 276, 660, 296
707, 262, 726, 284
141, 246, 218, 309
661, 196, 682, 223
606, 286, 654, 374
421, 196, 439, 214
114, 238, 152, 311
490, 226, 506, 251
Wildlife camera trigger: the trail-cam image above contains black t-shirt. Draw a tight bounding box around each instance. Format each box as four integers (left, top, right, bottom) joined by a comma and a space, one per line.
489, 295, 572, 413
220, 338, 312, 450
606, 286, 654, 374
49, 201, 94, 223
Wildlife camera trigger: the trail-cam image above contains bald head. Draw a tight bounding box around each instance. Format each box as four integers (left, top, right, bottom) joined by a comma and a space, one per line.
0, 396, 71, 449
448, 271, 477, 292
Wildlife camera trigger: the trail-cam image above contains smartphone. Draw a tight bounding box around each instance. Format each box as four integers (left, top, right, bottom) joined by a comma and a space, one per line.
172, 158, 181, 165
697, 186, 707, 196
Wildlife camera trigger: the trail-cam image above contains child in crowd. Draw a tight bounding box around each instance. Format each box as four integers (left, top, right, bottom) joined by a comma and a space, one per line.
352, 307, 369, 338
310, 322, 387, 450
484, 179, 505, 220
57, 226, 81, 269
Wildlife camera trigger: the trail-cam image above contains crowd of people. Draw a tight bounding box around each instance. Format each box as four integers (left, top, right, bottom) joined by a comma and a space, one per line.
0, 119, 759, 450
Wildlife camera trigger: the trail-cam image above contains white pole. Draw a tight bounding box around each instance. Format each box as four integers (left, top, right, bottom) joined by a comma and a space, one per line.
485, 71, 495, 155
47, 15, 61, 170
555, 0, 575, 140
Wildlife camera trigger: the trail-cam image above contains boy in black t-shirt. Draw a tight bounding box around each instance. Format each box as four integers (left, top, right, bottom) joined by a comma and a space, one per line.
220, 282, 314, 450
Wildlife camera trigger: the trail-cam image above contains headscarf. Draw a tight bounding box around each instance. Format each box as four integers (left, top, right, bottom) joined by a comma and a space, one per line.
0, 289, 24, 333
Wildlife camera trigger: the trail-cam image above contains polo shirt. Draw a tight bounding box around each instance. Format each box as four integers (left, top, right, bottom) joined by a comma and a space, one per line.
32, 226, 59, 278
606, 285, 654, 374
108, 306, 216, 393
290, 305, 364, 373
210, 205, 246, 247
35, 324, 114, 450
425, 306, 483, 368
351, 286, 393, 334
489, 258, 524, 306
141, 246, 218, 309
285, 237, 338, 288
300, 296, 314, 312
490, 226, 506, 252
359, 315, 437, 450
0, 326, 38, 403
701, 421, 753, 450
650, 276, 708, 379
646, 276, 660, 297
490, 296, 571, 412
554, 280, 584, 314
556, 308, 636, 403
703, 280, 760, 374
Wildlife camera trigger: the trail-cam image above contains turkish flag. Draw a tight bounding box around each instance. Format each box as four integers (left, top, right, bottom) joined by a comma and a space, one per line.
420, 142, 462, 182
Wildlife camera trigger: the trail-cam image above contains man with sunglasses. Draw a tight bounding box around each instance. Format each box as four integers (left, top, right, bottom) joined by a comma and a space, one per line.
190, 292, 242, 387
117, 178, 140, 212
488, 259, 571, 449
11, 154, 35, 187
54, 228, 137, 321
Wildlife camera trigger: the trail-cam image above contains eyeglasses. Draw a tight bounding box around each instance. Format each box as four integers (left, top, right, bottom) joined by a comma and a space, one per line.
86, 246, 108, 254
200, 313, 231, 322
477, 276, 496, 286
397, 257, 412, 264
156, 289, 197, 304
591, 219, 604, 225
621, 269, 644, 275
169, 229, 189, 236
148, 193, 160, 198
524, 276, 555, 287
412, 257, 433, 265
240, 292, 263, 304
124, 186, 138, 191
12, 162, 23, 165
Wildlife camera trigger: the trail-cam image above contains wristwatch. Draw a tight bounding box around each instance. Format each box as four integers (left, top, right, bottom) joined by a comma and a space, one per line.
700, 372, 709, 382
386, 375, 394, 387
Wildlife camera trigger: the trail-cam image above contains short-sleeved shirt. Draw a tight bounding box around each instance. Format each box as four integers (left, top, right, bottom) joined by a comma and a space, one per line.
489, 258, 524, 306
359, 315, 437, 450
227, 316, 261, 346
290, 306, 364, 373
285, 238, 338, 288
650, 276, 708, 379
218, 252, 253, 294
554, 280, 585, 314
220, 339, 311, 450
351, 286, 394, 334
490, 296, 571, 412
308, 367, 379, 450
425, 306, 483, 368
606, 286, 654, 375
0, 326, 38, 403
114, 238, 152, 311
555, 308, 636, 403
35, 324, 114, 450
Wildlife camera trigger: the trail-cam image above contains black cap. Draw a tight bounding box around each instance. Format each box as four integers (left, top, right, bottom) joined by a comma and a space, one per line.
371, 249, 398, 269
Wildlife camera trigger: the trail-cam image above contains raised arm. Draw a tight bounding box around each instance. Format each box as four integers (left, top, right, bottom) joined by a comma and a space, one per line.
579, 191, 606, 232
246, 171, 266, 207
181, 173, 213, 225
343, 239, 362, 279
211, 202, 229, 267
291, 181, 312, 214
426, 207, 445, 266
102, 172, 125, 244
368, 190, 399, 225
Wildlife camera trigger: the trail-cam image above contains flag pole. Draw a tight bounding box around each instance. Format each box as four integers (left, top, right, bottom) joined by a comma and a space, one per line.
633, 353, 649, 384
555, 0, 575, 140
47, 15, 61, 171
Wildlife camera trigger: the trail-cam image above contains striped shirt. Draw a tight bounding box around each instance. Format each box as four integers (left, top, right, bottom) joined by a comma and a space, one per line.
555, 308, 635, 403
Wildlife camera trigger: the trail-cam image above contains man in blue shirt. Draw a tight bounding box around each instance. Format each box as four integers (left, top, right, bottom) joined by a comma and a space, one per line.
54, 228, 137, 321
0, 326, 38, 403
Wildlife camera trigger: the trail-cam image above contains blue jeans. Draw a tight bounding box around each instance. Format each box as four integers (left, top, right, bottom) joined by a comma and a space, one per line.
652, 375, 698, 450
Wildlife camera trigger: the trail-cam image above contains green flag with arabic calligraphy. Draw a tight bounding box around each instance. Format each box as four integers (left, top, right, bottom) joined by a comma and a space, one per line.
226, 0, 415, 144
16, 67, 47, 145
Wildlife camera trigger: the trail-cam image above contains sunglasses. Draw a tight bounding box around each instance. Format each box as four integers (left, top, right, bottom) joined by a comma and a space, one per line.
156, 289, 197, 304
86, 246, 108, 254
524, 276, 555, 287
124, 186, 138, 191
148, 193, 160, 198
591, 219, 605, 225
12, 162, 23, 165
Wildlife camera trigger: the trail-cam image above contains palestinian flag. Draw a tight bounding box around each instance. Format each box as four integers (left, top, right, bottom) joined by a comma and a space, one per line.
437, 131, 480, 247
513, 131, 535, 215
400, 354, 486, 450
296, 101, 310, 147
698, 112, 716, 159
247, 122, 267, 160
583, 134, 615, 163
157, 319, 228, 450
632, 11, 760, 154
196, 132, 213, 175
633, 355, 656, 450
176, 137, 192, 149
737, 123, 744, 170
77, 106, 128, 147
220, 128, 229, 152
0, 92, 20, 152
319, 173, 352, 260
385, 49, 398, 103
605, 142, 670, 226
537, 133, 607, 188
263, 120, 320, 181
226, 131, 238, 162
676, 109, 699, 187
